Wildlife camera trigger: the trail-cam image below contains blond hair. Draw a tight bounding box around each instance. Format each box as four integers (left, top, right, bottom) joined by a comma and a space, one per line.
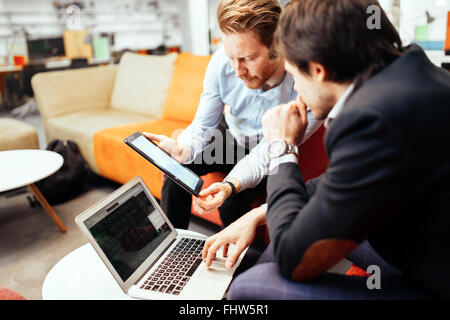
217, 0, 282, 49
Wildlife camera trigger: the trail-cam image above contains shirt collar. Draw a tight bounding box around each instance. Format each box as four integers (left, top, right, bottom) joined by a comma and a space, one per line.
324, 83, 355, 129
257, 71, 292, 99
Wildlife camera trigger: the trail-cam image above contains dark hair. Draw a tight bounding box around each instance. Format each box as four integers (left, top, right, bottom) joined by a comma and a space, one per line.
275, 0, 403, 86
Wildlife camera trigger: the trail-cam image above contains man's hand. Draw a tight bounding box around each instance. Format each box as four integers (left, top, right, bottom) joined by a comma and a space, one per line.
262, 96, 308, 146
193, 179, 241, 214
142, 132, 192, 163
202, 205, 267, 269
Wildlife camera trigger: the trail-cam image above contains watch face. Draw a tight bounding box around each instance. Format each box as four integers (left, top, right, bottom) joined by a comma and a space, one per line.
268, 139, 287, 158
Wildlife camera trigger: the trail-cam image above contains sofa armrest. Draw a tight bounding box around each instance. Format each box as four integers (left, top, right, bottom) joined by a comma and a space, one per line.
31, 65, 118, 120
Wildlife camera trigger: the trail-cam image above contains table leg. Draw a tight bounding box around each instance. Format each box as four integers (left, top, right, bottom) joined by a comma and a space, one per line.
28, 183, 67, 233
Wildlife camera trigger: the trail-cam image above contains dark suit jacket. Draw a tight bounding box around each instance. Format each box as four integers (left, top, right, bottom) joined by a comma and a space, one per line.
266, 45, 450, 298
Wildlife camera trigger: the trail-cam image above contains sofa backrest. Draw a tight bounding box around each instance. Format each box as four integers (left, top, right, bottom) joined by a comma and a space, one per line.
162, 52, 212, 123
111, 52, 177, 118
32, 65, 118, 119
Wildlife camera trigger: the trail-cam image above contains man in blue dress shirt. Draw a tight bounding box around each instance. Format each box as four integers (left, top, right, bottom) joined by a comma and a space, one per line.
144, 0, 321, 229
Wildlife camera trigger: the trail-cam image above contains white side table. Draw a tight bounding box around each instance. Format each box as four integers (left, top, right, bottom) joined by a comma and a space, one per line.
42, 229, 206, 300
0, 149, 66, 232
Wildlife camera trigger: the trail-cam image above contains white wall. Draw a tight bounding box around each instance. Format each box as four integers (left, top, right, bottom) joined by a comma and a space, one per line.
0, 0, 5, 58
187, 0, 210, 55
399, 0, 449, 44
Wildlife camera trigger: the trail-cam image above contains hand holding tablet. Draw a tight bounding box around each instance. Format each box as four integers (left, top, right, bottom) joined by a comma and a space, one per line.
124, 131, 204, 196
141, 132, 192, 164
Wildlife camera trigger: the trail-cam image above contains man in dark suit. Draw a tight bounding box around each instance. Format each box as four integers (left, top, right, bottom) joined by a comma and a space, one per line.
202, 0, 450, 299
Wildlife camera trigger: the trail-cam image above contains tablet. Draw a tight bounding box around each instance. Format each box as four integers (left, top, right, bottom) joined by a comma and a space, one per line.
124, 131, 204, 196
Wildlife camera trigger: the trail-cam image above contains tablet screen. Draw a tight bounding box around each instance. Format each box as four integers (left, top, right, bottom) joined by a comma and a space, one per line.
129, 135, 200, 192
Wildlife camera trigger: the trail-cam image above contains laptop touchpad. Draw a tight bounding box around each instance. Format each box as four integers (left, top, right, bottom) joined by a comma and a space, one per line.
198, 261, 234, 280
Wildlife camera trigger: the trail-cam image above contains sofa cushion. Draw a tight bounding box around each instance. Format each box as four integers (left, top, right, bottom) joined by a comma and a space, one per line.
46, 110, 154, 172
32, 65, 118, 119
162, 52, 211, 123
94, 119, 190, 198
0, 118, 39, 151
111, 52, 177, 118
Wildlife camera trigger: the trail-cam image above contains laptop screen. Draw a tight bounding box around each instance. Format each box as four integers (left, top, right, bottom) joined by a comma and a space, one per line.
83, 183, 172, 282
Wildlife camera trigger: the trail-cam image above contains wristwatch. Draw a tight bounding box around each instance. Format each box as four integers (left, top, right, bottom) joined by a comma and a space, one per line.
267, 139, 298, 160
222, 179, 236, 195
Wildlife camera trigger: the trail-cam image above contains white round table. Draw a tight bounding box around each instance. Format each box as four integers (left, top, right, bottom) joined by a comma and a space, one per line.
42, 229, 206, 300
42, 242, 132, 300
0, 149, 66, 232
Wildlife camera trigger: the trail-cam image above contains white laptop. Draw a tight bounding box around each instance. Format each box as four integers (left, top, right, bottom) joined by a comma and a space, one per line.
75, 176, 245, 300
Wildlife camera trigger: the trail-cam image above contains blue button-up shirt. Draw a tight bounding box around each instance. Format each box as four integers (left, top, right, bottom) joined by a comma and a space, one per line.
177, 47, 322, 191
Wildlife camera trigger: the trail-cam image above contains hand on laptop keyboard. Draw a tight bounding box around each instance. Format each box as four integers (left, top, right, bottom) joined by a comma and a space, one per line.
202, 205, 266, 269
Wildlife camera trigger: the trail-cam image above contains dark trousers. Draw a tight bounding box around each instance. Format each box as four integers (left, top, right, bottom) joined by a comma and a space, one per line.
228, 241, 435, 300
161, 119, 266, 229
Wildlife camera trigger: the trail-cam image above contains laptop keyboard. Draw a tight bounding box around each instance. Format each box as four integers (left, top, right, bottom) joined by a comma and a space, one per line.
140, 237, 205, 295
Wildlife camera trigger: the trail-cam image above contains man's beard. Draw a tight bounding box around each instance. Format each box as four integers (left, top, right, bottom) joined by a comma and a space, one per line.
240, 61, 279, 89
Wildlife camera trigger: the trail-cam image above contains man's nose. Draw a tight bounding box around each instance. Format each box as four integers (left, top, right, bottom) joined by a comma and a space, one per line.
235, 60, 247, 77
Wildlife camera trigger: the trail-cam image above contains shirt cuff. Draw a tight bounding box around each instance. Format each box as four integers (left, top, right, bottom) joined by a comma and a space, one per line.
269, 154, 298, 172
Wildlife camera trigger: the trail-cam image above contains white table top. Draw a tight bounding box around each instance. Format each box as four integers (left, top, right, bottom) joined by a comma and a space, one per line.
0, 65, 22, 73
0, 149, 63, 192
42, 242, 132, 300
42, 229, 206, 300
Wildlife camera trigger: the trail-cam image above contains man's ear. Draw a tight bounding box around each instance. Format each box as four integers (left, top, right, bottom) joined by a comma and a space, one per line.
268, 46, 278, 60
309, 62, 327, 82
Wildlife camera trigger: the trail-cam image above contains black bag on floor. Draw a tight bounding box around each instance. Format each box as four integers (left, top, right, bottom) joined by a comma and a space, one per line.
35, 139, 90, 205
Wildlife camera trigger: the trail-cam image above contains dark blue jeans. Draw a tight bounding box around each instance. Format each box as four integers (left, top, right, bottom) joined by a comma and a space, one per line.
228, 241, 434, 300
